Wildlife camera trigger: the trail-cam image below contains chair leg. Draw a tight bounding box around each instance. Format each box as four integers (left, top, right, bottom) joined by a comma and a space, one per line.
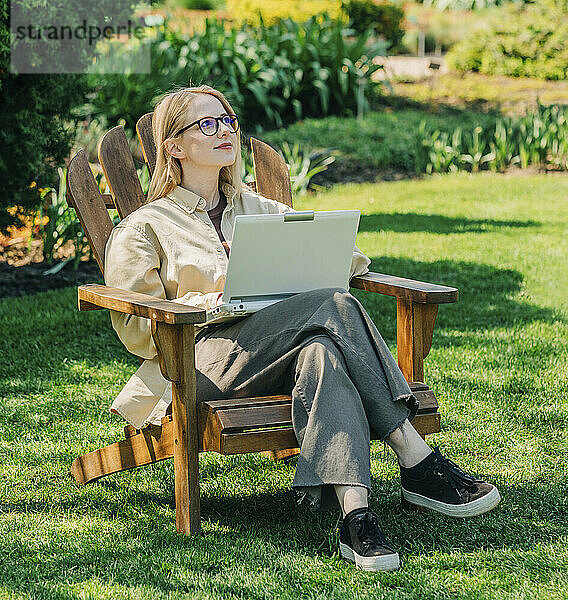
172, 375, 201, 535
153, 321, 202, 535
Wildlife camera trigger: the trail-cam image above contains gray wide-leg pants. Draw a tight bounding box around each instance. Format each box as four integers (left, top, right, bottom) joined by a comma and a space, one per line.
193, 287, 419, 512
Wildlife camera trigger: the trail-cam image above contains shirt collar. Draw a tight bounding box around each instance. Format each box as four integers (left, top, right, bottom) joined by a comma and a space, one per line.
165, 182, 238, 213
165, 185, 205, 213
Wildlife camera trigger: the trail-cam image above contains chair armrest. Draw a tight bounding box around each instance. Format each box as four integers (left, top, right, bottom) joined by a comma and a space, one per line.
77, 283, 207, 325
350, 271, 458, 304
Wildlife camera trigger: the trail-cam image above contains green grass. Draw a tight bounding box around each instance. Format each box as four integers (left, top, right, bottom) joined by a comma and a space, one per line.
1, 172, 568, 599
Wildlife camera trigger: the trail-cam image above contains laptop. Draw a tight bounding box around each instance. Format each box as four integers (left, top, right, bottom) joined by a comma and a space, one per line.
205, 209, 361, 325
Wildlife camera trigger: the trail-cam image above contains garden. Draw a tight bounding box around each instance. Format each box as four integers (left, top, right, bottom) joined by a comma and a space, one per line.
1, 1, 568, 598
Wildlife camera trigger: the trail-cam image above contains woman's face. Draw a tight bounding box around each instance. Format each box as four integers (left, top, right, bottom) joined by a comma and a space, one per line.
170, 94, 238, 169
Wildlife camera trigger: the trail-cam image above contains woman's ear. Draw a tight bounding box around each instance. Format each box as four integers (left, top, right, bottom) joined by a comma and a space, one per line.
163, 139, 185, 160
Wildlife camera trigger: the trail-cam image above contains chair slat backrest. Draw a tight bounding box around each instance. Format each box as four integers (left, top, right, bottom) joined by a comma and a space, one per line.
98, 126, 146, 220
135, 111, 293, 207
250, 138, 293, 208
136, 113, 156, 178
66, 149, 114, 275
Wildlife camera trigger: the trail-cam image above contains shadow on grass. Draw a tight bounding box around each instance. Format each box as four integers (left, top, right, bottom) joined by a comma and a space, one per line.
358, 213, 540, 234
2, 474, 566, 560
353, 256, 563, 345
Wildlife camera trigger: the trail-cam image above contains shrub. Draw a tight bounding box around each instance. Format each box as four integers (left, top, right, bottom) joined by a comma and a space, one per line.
225, 0, 343, 26
178, 0, 216, 8
0, 0, 142, 235
446, 0, 568, 80
341, 0, 405, 52
87, 16, 386, 135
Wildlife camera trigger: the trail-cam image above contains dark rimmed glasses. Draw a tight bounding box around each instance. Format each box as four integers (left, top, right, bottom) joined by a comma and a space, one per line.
175, 114, 239, 137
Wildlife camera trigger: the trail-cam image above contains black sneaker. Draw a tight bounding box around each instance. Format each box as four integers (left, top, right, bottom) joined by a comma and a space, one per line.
339, 507, 400, 571
400, 447, 501, 518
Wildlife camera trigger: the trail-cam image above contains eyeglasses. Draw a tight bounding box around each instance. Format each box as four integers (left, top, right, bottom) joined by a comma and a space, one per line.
175, 114, 239, 137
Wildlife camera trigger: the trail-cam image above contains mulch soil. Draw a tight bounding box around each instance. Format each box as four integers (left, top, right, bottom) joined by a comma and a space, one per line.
0, 239, 102, 300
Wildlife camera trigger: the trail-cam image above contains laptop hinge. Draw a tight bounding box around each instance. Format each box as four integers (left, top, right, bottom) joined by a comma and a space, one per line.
284, 210, 314, 222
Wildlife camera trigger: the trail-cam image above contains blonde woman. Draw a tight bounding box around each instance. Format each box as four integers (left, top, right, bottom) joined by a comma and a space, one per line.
104, 85, 500, 572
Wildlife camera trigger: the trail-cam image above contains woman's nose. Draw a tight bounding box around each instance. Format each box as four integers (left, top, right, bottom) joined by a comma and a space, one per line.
218, 121, 231, 136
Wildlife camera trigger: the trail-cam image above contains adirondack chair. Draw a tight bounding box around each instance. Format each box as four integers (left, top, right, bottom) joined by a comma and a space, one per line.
66, 113, 458, 536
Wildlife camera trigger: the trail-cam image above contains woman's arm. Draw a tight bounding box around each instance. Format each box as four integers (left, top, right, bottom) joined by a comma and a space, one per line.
104, 224, 222, 359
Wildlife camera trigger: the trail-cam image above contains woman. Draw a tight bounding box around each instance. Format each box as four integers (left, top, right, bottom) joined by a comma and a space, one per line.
104, 85, 500, 572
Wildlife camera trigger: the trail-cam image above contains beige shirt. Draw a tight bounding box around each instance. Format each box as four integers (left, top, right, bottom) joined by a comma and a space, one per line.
104, 182, 371, 429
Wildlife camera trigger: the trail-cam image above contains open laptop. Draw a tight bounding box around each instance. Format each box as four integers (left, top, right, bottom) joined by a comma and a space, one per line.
205, 209, 361, 325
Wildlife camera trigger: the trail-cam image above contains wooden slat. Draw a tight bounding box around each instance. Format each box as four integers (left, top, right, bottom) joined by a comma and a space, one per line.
136, 113, 156, 176
251, 138, 293, 207
216, 404, 293, 432
350, 272, 458, 304
66, 149, 114, 275
220, 412, 441, 454
205, 394, 292, 411
407, 412, 441, 437
71, 421, 175, 484
412, 388, 438, 412
98, 126, 146, 220
77, 283, 207, 324
211, 393, 437, 434
223, 427, 297, 454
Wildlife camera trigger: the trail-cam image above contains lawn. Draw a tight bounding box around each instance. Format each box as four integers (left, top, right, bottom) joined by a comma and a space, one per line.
1, 172, 567, 599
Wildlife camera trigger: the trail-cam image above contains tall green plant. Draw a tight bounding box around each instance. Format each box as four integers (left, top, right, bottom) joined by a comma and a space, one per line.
87, 15, 387, 135
415, 103, 568, 174
38, 168, 91, 272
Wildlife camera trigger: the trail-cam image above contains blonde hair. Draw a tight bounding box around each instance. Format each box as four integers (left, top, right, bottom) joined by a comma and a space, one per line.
146, 85, 244, 203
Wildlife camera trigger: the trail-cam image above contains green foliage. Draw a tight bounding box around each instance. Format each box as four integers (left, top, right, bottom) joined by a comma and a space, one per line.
261, 108, 500, 178
86, 16, 386, 135
175, 0, 219, 9
446, 0, 568, 80
341, 0, 405, 51
0, 72, 87, 234
38, 168, 91, 270
0, 0, 141, 234
279, 143, 336, 196
415, 103, 568, 174
243, 142, 336, 196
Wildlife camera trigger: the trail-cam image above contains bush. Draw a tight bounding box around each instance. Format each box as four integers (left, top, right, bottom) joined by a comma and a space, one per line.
341, 0, 405, 52
446, 0, 568, 80
225, 0, 343, 26
87, 16, 386, 135
0, 0, 141, 235
174, 0, 224, 9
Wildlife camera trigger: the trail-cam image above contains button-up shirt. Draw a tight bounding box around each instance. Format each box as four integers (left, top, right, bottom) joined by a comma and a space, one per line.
103, 182, 371, 428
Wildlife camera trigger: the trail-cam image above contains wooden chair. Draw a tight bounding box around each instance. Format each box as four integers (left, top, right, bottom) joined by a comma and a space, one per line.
66, 113, 458, 535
